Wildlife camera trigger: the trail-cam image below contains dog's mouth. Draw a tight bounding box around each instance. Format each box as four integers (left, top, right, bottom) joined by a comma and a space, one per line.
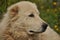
28, 27, 47, 34
29, 29, 46, 34
27, 31, 44, 35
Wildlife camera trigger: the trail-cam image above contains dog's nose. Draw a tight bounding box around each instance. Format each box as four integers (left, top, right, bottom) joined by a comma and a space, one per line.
42, 23, 48, 28
42, 23, 48, 32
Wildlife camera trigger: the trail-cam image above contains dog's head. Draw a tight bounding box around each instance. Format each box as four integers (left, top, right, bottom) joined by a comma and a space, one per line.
7, 1, 48, 34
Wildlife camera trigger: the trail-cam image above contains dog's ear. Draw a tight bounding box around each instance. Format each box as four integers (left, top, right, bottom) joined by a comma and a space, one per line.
7, 5, 19, 17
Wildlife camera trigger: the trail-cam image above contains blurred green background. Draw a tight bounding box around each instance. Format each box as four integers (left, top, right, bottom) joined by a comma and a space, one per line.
0, 0, 60, 34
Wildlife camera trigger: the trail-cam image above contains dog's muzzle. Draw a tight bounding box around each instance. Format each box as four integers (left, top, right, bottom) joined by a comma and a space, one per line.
29, 23, 48, 34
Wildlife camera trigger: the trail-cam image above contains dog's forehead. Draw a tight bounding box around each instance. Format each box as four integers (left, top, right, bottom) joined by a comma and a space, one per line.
18, 2, 38, 11
18, 2, 40, 15
18, 1, 37, 8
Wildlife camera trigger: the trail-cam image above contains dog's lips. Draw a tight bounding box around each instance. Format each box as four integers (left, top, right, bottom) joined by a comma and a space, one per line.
29, 31, 41, 33
27, 31, 42, 35
31, 31, 45, 34
29, 28, 47, 34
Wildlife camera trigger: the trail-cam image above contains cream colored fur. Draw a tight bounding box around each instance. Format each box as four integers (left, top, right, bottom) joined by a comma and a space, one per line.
0, 1, 60, 40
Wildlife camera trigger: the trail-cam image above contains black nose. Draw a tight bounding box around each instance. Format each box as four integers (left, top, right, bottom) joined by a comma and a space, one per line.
42, 23, 48, 32
42, 23, 48, 28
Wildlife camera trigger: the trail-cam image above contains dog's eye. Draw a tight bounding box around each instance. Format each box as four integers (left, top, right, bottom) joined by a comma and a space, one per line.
29, 14, 34, 17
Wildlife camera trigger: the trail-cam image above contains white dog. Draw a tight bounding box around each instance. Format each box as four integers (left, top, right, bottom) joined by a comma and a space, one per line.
0, 1, 60, 40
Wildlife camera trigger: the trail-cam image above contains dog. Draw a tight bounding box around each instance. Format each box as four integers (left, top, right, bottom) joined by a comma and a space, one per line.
0, 1, 60, 40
